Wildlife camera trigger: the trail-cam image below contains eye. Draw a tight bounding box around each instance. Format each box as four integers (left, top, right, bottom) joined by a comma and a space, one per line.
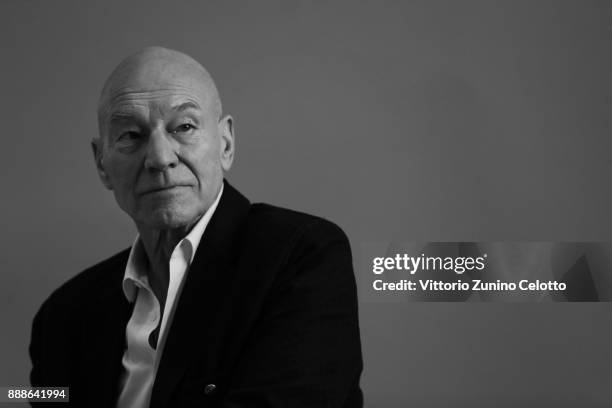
173, 123, 196, 134
117, 131, 142, 142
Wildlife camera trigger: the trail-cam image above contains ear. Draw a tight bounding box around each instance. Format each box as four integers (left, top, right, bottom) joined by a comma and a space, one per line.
91, 138, 113, 190
218, 114, 235, 171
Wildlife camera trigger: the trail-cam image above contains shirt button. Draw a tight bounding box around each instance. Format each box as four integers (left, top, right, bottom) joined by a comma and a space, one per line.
203, 384, 217, 396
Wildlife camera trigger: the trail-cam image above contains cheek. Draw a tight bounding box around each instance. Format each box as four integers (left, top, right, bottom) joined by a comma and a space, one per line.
105, 157, 139, 194
189, 163, 221, 193
186, 141, 223, 178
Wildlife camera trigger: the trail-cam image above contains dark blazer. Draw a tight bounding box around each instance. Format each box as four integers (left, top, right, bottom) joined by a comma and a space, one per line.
29, 181, 363, 407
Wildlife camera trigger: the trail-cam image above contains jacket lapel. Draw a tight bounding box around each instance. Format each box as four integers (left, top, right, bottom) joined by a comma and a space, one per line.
151, 180, 251, 408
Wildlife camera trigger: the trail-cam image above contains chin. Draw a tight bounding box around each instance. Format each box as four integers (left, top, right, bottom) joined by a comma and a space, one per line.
138, 207, 200, 230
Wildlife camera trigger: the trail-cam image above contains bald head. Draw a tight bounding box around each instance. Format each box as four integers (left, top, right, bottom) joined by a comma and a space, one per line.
97, 46, 222, 140
91, 46, 235, 231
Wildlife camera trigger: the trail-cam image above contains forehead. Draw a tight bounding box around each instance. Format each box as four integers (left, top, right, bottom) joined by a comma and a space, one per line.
102, 63, 214, 119
108, 89, 204, 121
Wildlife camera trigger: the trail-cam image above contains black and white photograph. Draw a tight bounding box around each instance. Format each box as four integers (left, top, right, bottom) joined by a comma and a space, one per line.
2, 1, 612, 407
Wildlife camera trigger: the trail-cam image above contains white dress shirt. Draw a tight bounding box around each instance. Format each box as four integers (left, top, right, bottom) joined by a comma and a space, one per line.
116, 184, 223, 408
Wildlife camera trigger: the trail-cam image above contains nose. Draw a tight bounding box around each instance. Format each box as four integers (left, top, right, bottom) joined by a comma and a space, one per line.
144, 128, 178, 171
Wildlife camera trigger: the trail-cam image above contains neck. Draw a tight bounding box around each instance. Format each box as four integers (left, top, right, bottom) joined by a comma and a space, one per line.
137, 217, 201, 266
135, 217, 201, 305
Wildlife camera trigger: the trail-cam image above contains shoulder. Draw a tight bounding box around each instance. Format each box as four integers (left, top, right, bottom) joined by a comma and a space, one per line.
246, 203, 350, 248
242, 204, 357, 310
39, 248, 130, 314
241, 204, 353, 280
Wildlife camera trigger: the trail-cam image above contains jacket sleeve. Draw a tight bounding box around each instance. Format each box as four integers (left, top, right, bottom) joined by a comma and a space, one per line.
222, 220, 363, 407
29, 298, 49, 389
29, 298, 72, 407
29, 300, 51, 407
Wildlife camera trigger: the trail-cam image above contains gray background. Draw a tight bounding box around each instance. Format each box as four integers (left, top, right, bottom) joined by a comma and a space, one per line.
2, 1, 612, 406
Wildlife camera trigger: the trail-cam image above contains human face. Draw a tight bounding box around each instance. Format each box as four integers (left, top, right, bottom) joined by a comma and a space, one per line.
93, 86, 234, 230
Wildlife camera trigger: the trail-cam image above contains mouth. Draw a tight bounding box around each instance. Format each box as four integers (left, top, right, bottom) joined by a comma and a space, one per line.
140, 185, 188, 195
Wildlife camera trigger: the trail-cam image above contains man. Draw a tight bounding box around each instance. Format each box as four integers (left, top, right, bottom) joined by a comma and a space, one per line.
29, 46, 363, 407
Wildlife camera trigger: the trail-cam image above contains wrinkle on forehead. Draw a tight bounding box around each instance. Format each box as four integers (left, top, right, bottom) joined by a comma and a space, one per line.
108, 90, 202, 115
97, 47, 222, 138
108, 93, 203, 126
109, 88, 199, 105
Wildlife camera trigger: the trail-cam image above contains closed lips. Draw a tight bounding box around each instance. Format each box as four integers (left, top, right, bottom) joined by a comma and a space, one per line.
141, 185, 188, 194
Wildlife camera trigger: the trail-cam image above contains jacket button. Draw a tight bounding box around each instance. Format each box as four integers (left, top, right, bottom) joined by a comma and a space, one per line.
204, 384, 217, 396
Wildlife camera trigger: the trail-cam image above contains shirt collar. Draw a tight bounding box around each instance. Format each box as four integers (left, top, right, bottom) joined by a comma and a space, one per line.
122, 183, 224, 302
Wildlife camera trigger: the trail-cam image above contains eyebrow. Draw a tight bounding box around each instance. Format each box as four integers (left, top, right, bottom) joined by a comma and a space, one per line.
171, 101, 201, 112
108, 109, 141, 124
